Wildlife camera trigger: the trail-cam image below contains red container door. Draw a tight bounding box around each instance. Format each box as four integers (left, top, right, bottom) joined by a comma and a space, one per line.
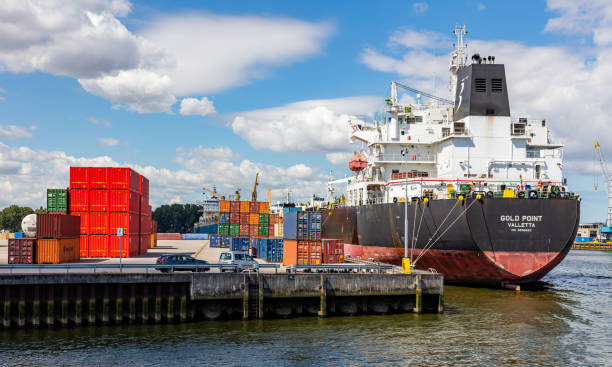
70, 167, 89, 189
89, 212, 109, 235
80, 235, 89, 257
89, 189, 110, 212
69, 189, 88, 212
139, 234, 148, 255
89, 235, 108, 257
239, 224, 249, 236
71, 212, 89, 234
110, 167, 140, 191
109, 235, 137, 257
110, 190, 139, 213
110, 212, 139, 235
139, 176, 149, 195
89, 167, 110, 189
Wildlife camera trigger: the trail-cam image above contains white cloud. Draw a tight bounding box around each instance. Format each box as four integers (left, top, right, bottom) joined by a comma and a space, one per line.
0, 125, 36, 140
412, 2, 429, 14
325, 152, 353, 166
97, 137, 119, 147
180, 97, 216, 117
0, 141, 326, 209
230, 96, 381, 152
389, 29, 448, 49
477, 3, 486, 10
0, 2, 333, 114
88, 117, 111, 127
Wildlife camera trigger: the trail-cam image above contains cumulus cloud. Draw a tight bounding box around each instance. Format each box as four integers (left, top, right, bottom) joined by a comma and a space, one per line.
230, 96, 381, 152
88, 117, 111, 127
97, 137, 119, 147
180, 97, 216, 117
325, 152, 353, 166
0, 1, 333, 114
0, 125, 36, 140
0, 141, 325, 209
412, 2, 429, 14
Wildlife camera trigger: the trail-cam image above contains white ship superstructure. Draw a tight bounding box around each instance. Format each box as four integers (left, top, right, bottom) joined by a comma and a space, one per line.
336, 26, 565, 206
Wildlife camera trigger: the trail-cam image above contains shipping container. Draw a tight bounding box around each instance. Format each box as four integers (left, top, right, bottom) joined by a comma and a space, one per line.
259, 202, 269, 214
259, 213, 269, 224
47, 188, 68, 213
230, 201, 240, 213
110, 212, 139, 235
181, 233, 209, 240
322, 239, 344, 263
239, 224, 249, 236
139, 175, 149, 195
297, 240, 322, 265
230, 237, 250, 252
80, 235, 88, 258
249, 213, 260, 225
89, 212, 110, 235
219, 212, 230, 224
14, 232, 23, 238
258, 224, 268, 237
109, 189, 140, 213
8, 238, 35, 264
239, 212, 249, 224
218, 223, 229, 236
240, 201, 250, 213
309, 212, 322, 241
89, 189, 110, 212
69, 189, 88, 212
140, 194, 149, 212
70, 167, 89, 189
109, 234, 138, 257
150, 233, 157, 248
36, 213, 80, 239
89, 235, 109, 257
221, 236, 231, 248
269, 214, 277, 225
139, 233, 149, 255
89, 167, 110, 189
110, 167, 140, 191
71, 212, 89, 235
249, 202, 259, 213
210, 234, 221, 248
156, 233, 181, 240
283, 211, 298, 240
219, 200, 230, 213
248, 225, 259, 238
229, 223, 240, 236
268, 224, 274, 238
140, 213, 151, 235
230, 212, 240, 224
36, 238, 80, 264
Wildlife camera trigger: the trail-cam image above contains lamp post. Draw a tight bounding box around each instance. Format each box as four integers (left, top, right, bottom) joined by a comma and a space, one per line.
401, 148, 410, 273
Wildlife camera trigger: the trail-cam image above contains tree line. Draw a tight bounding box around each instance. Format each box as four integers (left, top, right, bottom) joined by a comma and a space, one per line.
152, 204, 202, 233
0, 205, 46, 232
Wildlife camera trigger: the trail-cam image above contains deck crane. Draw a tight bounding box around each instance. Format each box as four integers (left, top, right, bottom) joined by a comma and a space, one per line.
594, 140, 612, 227
203, 187, 225, 200
252, 172, 259, 202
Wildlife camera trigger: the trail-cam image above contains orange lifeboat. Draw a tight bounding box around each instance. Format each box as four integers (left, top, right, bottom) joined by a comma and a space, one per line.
349, 153, 367, 172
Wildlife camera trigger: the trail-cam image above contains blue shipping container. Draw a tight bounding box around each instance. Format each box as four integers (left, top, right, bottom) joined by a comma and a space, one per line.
219, 213, 231, 224
309, 212, 321, 241
14, 232, 23, 239
182, 233, 209, 240
283, 211, 298, 240
575, 236, 593, 243
283, 207, 301, 214
221, 236, 231, 248
194, 224, 218, 234
231, 237, 250, 252
210, 234, 221, 248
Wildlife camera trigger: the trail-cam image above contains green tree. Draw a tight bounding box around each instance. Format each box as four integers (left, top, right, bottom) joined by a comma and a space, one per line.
0, 205, 35, 232
152, 204, 202, 233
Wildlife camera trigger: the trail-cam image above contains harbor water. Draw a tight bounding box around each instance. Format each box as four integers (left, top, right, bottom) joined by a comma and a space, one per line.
0, 251, 610, 366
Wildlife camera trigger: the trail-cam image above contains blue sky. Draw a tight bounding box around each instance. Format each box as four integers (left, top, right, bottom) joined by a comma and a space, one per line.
0, 0, 610, 223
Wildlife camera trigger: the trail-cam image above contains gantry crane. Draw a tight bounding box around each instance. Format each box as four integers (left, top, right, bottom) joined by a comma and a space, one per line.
594, 140, 612, 227
203, 187, 225, 200
252, 172, 259, 202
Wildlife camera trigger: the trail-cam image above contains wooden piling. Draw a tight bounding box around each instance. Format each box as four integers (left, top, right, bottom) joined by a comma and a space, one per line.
32, 286, 40, 327
128, 285, 136, 323
318, 274, 327, 318
18, 286, 26, 327
167, 284, 175, 322
74, 285, 82, 326
102, 284, 109, 325
88, 285, 96, 325
141, 284, 150, 323
154, 284, 162, 323
46, 286, 55, 326
2, 287, 10, 328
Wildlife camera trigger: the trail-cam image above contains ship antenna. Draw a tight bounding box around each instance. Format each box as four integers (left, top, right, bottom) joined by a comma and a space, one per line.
449, 24, 467, 94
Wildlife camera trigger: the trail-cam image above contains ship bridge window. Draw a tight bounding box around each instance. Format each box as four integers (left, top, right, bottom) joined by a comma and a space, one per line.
511, 123, 526, 136
491, 78, 503, 92
475, 78, 486, 92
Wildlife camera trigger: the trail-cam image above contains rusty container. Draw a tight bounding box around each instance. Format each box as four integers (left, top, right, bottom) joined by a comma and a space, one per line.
230, 201, 240, 213
8, 238, 35, 264
249, 201, 259, 214
36, 213, 80, 239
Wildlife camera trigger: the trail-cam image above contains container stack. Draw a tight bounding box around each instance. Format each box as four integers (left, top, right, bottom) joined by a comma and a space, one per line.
8, 239, 35, 264
69, 166, 150, 258
282, 211, 341, 266
36, 213, 80, 264
251, 238, 283, 262
47, 189, 69, 213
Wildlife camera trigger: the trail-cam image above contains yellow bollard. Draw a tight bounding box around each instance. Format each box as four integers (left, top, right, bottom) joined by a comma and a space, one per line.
402, 258, 411, 274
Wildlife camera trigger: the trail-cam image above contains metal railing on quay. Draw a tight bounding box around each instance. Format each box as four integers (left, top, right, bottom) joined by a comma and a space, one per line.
288, 264, 395, 274
0, 263, 281, 274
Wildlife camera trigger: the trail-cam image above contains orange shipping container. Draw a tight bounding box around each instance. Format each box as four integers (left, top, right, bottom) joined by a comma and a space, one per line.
36, 238, 80, 264
89, 235, 109, 257
282, 239, 298, 266
259, 202, 269, 214
80, 235, 89, 257
239, 201, 250, 213
249, 213, 260, 225
219, 200, 230, 213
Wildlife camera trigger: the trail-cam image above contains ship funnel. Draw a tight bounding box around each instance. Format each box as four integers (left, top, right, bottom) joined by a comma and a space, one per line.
453, 62, 510, 121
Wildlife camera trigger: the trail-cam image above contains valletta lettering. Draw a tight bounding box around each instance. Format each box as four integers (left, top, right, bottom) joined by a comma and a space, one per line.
500, 215, 542, 232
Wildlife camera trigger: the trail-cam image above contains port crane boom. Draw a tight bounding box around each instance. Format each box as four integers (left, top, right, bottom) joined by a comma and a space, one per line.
203, 187, 224, 200
594, 141, 612, 227
252, 172, 259, 202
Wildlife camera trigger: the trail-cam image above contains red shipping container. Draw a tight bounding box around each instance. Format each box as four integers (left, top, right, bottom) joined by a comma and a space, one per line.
156, 233, 181, 240
140, 214, 151, 235
140, 194, 149, 210
239, 224, 249, 236
89, 235, 109, 257
89, 189, 110, 212
230, 213, 240, 224
110, 167, 140, 191
150, 220, 157, 234
80, 235, 89, 258
230, 201, 240, 213
139, 233, 149, 254
322, 239, 344, 263
70, 167, 89, 189
248, 224, 259, 237
89, 167, 110, 189
89, 212, 109, 235
249, 202, 259, 213
109, 235, 138, 257
110, 190, 139, 213
239, 213, 249, 224
36, 213, 80, 238
110, 212, 139, 235
70, 212, 89, 234
69, 189, 88, 212
139, 175, 149, 195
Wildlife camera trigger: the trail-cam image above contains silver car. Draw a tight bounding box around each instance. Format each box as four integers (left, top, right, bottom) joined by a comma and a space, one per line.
219, 251, 259, 272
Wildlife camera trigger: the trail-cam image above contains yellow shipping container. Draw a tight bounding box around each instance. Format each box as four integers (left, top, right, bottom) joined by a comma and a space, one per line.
258, 202, 269, 214
219, 200, 231, 213
0, 233, 9, 240
249, 213, 260, 225
36, 238, 80, 264
239, 201, 250, 213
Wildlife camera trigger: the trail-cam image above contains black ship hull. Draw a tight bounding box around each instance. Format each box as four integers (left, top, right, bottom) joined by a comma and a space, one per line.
322, 198, 580, 286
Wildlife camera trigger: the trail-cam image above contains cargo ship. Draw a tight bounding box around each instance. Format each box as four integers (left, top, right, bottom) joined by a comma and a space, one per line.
323, 25, 580, 286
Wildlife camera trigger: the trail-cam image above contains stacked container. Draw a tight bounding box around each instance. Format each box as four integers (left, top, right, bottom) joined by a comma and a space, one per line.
8, 238, 35, 264
47, 189, 69, 213
282, 211, 329, 265
217, 200, 271, 245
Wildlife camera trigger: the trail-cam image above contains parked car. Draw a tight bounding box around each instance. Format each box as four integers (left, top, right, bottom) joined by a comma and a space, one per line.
156, 254, 210, 272
219, 251, 259, 272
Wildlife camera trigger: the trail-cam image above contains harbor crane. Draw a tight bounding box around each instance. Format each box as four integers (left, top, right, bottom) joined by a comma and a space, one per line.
252, 172, 259, 202
203, 187, 225, 200
594, 140, 612, 227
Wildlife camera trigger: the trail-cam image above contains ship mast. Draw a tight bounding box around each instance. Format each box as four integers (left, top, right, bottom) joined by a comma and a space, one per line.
449, 24, 468, 95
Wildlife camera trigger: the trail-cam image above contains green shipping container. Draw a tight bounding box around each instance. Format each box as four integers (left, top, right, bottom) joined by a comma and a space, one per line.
47, 188, 68, 213
258, 224, 268, 237
259, 213, 269, 224
229, 224, 240, 236
218, 224, 229, 236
